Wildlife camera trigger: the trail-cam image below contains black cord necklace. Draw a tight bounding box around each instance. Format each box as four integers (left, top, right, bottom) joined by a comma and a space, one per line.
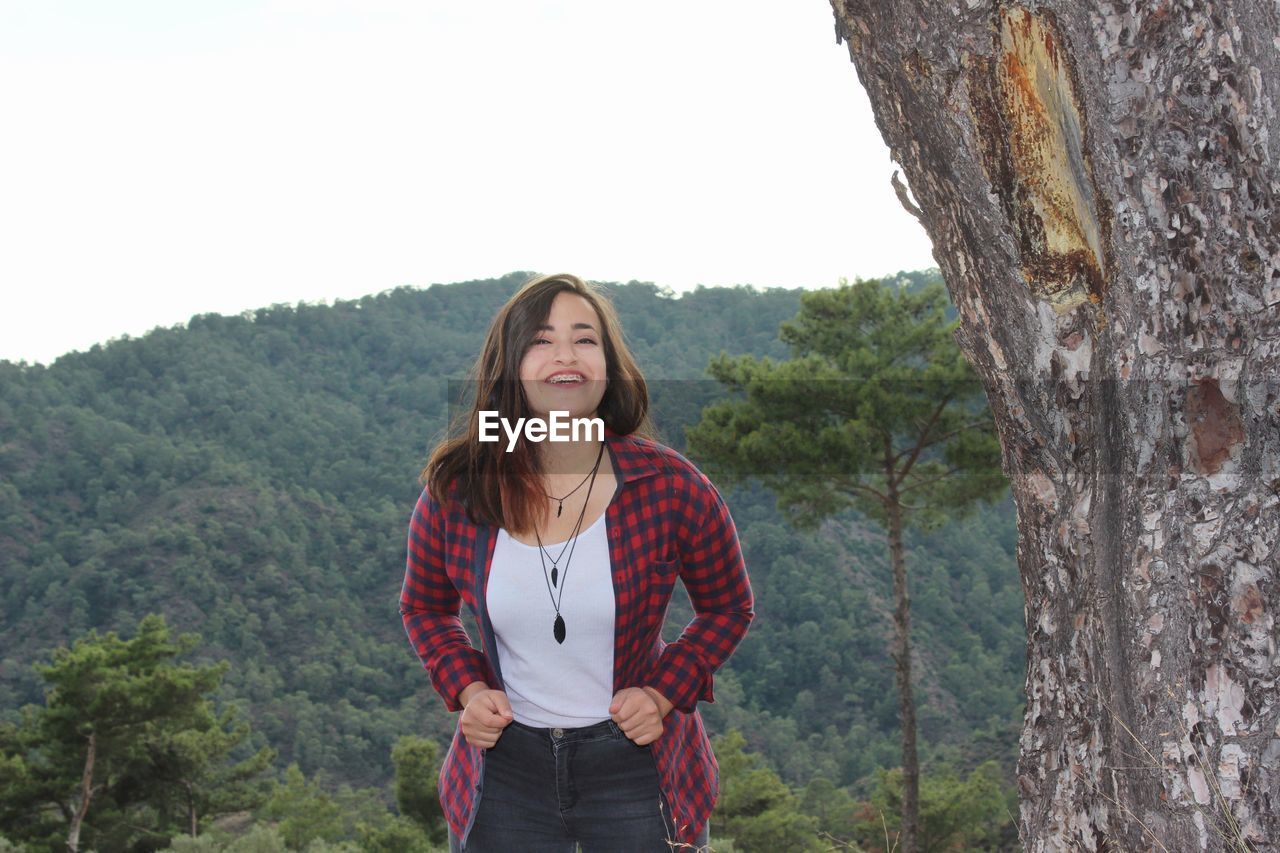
533, 441, 605, 644
541, 465, 596, 518
534, 441, 606, 588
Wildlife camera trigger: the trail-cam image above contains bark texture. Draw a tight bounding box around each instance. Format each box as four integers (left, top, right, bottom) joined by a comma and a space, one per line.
828, 1, 1280, 849
67, 732, 95, 853
886, 475, 921, 852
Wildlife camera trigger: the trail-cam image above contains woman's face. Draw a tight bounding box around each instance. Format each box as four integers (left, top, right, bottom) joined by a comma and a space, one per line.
518, 291, 609, 422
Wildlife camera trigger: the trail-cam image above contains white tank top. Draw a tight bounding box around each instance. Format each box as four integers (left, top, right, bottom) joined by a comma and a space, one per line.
488, 513, 616, 728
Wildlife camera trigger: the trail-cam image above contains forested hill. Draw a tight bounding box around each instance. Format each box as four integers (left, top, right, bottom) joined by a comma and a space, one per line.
0, 270, 1022, 796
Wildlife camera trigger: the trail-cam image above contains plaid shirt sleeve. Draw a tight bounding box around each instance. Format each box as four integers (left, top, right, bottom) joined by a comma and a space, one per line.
646, 462, 754, 713
399, 487, 492, 712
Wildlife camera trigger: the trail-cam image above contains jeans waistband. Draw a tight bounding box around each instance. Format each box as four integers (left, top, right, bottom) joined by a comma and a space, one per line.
508, 718, 620, 743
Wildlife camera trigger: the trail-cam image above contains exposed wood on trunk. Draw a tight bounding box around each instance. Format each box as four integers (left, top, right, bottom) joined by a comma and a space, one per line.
67, 732, 95, 853
827, 0, 1280, 849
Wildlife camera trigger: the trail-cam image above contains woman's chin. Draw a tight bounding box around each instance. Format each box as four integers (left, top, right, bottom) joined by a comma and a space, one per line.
526, 404, 602, 424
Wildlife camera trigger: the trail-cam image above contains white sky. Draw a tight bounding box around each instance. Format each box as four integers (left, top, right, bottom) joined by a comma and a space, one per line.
0, 1, 936, 366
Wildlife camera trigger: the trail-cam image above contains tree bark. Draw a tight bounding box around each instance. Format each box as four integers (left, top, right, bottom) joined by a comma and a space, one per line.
886, 473, 921, 852
186, 780, 198, 837
828, 1, 1280, 850
67, 732, 95, 853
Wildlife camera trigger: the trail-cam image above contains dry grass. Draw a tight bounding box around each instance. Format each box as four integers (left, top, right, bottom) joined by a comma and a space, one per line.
1095, 690, 1254, 852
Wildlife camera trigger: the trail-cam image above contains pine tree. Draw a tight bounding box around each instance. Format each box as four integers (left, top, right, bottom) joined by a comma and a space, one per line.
688, 278, 1006, 852
712, 729, 824, 852
391, 735, 445, 843
0, 613, 270, 851
126, 703, 276, 837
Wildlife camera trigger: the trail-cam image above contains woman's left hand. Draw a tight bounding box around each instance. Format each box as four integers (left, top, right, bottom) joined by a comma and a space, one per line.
609, 687, 672, 745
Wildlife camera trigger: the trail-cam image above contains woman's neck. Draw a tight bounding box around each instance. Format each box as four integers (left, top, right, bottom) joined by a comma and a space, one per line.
538, 436, 606, 479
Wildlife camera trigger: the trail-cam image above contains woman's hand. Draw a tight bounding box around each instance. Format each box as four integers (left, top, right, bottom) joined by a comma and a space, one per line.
459, 683, 513, 749
609, 687, 672, 746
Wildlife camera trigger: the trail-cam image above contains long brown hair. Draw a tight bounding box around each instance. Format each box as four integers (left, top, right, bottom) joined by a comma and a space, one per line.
422, 273, 653, 534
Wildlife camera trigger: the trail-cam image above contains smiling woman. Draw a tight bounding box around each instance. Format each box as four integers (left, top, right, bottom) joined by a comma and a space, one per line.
398, 272, 754, 851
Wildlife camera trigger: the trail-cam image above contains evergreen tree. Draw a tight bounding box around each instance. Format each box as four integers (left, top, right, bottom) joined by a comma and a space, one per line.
854, 762, 1015, 852
0, 614, 267, 851
688, 278, 1006, 852
354, 815, 438, 853
390, 735, 444, 843
712, 729, 824, 852
255, 764, 344, 850
126, 704, 276, 837
799, 776, 862, 847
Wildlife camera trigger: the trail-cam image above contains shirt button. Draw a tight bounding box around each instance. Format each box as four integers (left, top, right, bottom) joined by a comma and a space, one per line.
552, 728, 564, 739
611, 527, 620, 537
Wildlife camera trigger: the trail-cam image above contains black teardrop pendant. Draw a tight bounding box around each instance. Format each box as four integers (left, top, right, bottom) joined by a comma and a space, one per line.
551, 565, 558, 587
553, 614, 566, 644
556, 501, 563, 518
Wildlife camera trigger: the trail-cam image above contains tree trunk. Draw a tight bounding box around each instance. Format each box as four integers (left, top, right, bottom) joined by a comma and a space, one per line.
886, 479, 921, 853
67, 732, 95, 853
186, 780, 198, 837
828, 1, 1280, 850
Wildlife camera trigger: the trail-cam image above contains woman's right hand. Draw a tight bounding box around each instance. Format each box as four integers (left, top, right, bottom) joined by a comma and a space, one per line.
459, 683, 514, 748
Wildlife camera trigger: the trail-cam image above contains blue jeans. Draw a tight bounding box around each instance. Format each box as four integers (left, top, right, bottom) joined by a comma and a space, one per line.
449, 719, 710, 852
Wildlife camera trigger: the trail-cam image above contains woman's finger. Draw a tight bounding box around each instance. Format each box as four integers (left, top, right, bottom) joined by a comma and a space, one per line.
622, 717, 662, 745
463, 722, 496, 742
489, 690, 514, 721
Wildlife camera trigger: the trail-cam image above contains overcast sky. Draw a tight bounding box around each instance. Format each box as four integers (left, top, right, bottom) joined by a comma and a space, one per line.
0, 1, 936, 366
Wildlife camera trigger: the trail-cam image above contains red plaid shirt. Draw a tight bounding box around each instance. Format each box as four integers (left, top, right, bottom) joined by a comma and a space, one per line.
399, 428, 754, 845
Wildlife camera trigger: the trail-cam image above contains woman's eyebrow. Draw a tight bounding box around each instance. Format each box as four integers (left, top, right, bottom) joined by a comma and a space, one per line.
534, 322, 599, 332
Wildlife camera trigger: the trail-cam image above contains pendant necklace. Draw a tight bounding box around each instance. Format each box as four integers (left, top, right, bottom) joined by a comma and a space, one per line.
541, 464, 596, 518
534, 441, 605, 644
534, 440, 606, 588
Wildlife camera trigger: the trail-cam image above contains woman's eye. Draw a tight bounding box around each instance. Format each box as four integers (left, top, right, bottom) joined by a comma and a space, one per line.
531, 336, 596, 346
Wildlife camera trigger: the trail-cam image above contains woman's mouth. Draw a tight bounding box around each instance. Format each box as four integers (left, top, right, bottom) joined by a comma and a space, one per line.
545, 372, 586, 385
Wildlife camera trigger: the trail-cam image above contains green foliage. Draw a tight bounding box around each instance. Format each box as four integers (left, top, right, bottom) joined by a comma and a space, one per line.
354, 815, 438, 853
252, 763, 425, 852
712, 729, 824, 852
799, 777, 862, 845
165, 825, 285, 851
708, 740, 1018, 853
0, 709, 65, 849
688, 276, 1010, 849
163, 823, 356, 851
0, 613, 271, 851
36, 612, 223, 747
119, 702, 277, 838
851, 763, 1016, 852
687, 277, 1005, 532
257, 765, 346, 849
705, 840, 740, 853
391, 735, 444, 842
